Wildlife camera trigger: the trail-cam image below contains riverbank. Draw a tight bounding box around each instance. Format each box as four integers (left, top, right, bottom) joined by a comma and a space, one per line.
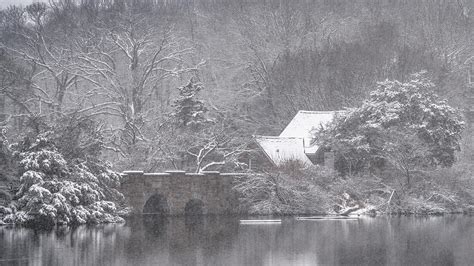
232, 164, 474, 217
1, 163, 473, 226
0, 198, 128, 227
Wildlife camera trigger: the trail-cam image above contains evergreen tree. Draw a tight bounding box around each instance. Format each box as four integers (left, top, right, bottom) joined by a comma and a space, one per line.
317, 72, 465, 181
1, 118, 126, 226
171, 79, 211, 127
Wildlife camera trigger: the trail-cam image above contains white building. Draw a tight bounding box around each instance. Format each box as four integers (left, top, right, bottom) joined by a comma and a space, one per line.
254, 110, 345, 167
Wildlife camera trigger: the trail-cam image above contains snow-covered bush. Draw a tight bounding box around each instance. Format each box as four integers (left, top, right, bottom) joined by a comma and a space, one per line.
316, 71, 464, 182
233, 164, 334, 215
1, 120, 127, 226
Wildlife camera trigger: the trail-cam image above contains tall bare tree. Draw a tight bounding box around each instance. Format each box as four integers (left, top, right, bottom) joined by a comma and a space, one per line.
75, 6, 203, 147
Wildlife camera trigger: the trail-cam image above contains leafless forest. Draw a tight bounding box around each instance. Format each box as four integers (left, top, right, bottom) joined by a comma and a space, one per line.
0, 0, 473, 173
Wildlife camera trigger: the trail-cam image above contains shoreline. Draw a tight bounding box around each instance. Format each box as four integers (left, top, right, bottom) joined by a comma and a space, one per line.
1, 209, 473, 227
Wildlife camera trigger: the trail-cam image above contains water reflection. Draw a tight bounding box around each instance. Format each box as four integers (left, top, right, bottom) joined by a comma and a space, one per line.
0, 215, 472, 265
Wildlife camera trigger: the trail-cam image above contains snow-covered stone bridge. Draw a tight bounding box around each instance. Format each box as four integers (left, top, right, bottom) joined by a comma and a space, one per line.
120, 171, 240, 215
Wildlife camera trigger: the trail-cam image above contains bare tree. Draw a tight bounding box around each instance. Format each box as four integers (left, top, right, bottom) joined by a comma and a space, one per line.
186, 127, 251, 173
75, 7, 204, 147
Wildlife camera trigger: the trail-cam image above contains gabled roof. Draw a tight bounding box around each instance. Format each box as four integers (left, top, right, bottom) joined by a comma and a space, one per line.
253, 110, 345, 166
254, 136, 312, 166
279, 111, 345, 138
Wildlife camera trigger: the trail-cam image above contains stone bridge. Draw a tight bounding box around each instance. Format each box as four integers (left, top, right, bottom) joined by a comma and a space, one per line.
120, 170, 241, 215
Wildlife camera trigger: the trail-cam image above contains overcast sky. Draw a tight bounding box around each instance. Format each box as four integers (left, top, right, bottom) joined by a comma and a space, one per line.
0, 0, 43, 8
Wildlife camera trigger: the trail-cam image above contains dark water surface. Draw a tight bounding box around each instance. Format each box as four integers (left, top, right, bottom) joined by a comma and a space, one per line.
0, 215, 473, 265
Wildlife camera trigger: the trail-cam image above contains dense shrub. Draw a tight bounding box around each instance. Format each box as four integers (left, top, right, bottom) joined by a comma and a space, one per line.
233, 163, 336, 215
0, 118, 128, 226
233, 160, 474, 216
316, 72, 464, 182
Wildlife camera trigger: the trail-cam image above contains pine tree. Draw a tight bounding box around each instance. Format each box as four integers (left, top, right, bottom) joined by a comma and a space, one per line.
171, 80, 210, 127
1, 119, 126, 226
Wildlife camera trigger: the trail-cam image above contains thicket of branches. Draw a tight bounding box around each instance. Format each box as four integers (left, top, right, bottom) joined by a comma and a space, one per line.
0, 0, 472, 172
0, 0, 472, 222
233, 160, 474, 216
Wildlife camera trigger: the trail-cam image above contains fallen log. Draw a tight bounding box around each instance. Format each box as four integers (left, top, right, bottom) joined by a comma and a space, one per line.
338, 205, 362, 216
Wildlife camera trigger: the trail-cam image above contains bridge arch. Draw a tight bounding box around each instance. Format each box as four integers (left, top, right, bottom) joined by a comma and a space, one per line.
184, 199, 205, 216
143, 193, 170, 215
121, 171, 239, 215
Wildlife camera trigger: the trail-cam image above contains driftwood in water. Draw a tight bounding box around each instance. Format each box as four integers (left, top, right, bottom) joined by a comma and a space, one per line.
296, 216, 358, 221
338, 205, 362, 216
240, 219, 282, 225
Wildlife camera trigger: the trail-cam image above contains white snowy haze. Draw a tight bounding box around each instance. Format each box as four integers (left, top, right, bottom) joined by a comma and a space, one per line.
0, 0, 43, 8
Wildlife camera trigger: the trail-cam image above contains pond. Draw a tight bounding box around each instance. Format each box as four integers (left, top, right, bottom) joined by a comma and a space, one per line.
0, 215, 473, 265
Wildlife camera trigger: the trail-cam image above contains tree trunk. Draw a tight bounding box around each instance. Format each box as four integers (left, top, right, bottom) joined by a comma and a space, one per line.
406, 169, 410, 188
0, 94, 5, 123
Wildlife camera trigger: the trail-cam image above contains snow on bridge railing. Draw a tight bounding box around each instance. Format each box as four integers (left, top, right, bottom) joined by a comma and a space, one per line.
121, 170, 250, 176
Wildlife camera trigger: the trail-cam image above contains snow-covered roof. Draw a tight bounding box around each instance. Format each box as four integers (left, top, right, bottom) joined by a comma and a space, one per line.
253, 110, 345, 166
254, 136, 312, 166
279, 110, 345, 138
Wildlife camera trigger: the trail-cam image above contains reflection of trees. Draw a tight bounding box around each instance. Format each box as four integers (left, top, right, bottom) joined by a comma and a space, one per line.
168, 216, 239, 266
0, 224, 131, 265
119, 215, 240, 265
0, 216, 472, 265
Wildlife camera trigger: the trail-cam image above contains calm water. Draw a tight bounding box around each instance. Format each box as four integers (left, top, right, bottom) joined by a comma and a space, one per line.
0, 215, 473, 266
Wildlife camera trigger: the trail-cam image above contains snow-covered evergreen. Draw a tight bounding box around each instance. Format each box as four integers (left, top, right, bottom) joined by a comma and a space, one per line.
316, 71, 465, 177
1, 127, 127, 226
170, 79, 212, 127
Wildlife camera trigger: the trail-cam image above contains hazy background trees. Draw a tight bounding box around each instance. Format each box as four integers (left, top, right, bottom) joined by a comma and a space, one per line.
0, 0, 473, 173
